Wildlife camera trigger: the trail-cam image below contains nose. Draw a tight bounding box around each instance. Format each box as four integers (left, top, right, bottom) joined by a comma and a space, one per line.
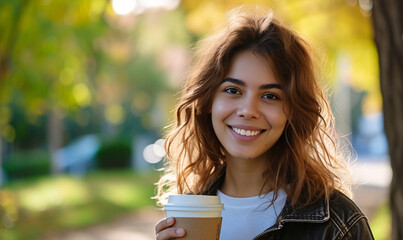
236, 96, 261, 119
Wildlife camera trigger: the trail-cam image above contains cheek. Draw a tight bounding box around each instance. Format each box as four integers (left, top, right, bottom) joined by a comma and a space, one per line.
211, 97, 232, 118
211, 98, 222, 128
276, 103, 289, 125
267, 108, 288, 129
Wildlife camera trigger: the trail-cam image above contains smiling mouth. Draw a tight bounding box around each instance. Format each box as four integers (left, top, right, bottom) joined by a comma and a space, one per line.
230, 126, 264, 137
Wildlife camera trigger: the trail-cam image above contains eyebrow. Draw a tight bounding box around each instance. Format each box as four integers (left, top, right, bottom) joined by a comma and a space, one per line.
222, 77, 282, 90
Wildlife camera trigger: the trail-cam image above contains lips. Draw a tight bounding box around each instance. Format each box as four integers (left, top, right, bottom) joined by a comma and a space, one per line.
229, 126, 264, 137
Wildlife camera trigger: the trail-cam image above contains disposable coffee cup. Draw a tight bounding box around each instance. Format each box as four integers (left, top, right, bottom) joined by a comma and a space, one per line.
163, 195, 224, 240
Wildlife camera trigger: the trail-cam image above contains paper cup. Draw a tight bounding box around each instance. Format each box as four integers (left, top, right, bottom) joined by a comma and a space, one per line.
164, 195, 224, 240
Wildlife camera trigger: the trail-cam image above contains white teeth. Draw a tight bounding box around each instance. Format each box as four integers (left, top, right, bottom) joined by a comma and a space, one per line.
232, 127, 261, 136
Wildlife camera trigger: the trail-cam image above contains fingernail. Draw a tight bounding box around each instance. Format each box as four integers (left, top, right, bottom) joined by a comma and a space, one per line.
176, 228, 185, 236
167, 218, 174, 224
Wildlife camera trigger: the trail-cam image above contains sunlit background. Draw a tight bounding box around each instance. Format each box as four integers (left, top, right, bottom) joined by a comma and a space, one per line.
0, 0, 391, 239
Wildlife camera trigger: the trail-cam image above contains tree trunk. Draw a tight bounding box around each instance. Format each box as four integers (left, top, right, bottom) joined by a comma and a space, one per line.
0, 0, 27, 84
0, 136, 3, 187
48, 110, 63, 175
372, 0, 403, 239
0, 0, 27, 188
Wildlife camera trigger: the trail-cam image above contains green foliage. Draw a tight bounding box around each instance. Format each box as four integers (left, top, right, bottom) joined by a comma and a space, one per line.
95, 138, 132, 169
8, 104, 48, 149
0, 170, 159, 240
2, 150, 51, 180
0, 0, 187, 149
370, 202, 391, 240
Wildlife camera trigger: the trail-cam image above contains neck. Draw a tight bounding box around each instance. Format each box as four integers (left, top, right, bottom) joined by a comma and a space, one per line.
220, 157, 270, 197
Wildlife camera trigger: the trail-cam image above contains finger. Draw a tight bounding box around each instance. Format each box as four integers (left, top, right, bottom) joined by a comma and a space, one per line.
156, 228, 186, 240
155, 218, 175, 234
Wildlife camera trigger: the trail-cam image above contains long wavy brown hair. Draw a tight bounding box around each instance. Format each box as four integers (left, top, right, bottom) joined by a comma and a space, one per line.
156, 6, 352, 207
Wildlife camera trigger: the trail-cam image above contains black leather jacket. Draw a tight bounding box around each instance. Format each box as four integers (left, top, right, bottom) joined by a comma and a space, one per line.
204, 172, 375, 240
252, 190, 375, 240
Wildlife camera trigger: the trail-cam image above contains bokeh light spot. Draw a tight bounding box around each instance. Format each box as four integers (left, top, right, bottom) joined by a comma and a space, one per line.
153, 139, 166, 158
0, 106, 11, 125
143, 139, 166, 164
73, 83, 91, 106
112, 0, 136, 15
105, 104, 125, 125
1, 125, 16, 142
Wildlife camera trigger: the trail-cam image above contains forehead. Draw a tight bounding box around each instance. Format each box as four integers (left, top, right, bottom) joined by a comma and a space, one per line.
225, 51, 279, 85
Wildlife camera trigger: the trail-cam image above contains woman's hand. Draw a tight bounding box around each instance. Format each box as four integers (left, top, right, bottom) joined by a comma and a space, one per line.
155, 217, 186, 240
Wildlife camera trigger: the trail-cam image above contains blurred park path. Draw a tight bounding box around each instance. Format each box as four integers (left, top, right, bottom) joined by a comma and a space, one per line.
43, 206, 164, 240
42, 159, 390, 240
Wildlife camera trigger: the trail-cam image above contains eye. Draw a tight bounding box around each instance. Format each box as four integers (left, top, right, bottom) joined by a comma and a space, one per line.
262, 93, 279, 100
225, 87, 241, 95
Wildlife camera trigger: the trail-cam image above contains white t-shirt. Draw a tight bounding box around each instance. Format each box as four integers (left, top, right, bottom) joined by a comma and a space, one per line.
217, 189, 287, 240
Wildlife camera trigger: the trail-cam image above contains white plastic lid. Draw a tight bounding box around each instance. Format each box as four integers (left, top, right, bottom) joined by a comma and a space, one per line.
163, 195, 224, 218
168, 195, 222, 205
164, 195, 224, 211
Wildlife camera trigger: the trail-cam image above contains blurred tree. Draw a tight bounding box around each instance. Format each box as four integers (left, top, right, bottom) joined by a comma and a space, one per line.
0, 0, 29, 185
0, 0, 112, 175
0, 0, 379, 184
372, 0, 403, 239
0, 0, 186, 180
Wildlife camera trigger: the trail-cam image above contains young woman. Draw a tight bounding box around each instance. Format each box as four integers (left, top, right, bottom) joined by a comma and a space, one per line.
155, 7, 374, 240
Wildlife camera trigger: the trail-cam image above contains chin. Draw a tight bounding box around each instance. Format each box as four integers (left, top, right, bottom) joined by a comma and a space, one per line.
227, 151, 266, 161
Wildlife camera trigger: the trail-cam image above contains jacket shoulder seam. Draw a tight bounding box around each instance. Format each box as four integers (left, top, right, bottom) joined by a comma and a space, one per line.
338, 215, 369, 240
330, 207, 368, 240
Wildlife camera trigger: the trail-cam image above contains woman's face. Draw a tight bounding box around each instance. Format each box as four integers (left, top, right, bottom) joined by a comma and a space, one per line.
211, 51, 288, 162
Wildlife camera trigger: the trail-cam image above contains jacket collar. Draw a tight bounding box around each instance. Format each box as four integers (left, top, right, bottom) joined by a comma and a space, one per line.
254, 191, 330, 238
203, 167, 330, 226
280, 194, 330, 223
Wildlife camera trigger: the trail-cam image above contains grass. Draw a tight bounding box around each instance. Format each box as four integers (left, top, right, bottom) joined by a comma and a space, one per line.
0, 170, 393, 240
0, 169, 160, 240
